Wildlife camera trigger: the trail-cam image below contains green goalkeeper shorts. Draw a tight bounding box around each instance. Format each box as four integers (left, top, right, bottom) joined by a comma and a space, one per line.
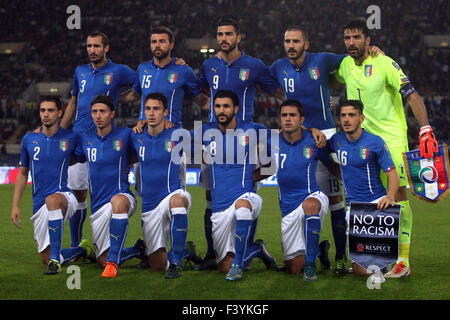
380, 144, 409, 188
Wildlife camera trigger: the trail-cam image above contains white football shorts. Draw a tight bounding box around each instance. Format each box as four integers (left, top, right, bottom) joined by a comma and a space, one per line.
89, 193, 136, 257
281, 191, 329, 261
30, 191, 78, 253
68, 162, 89, 191
140, 189, 191, 255
210, 192, 262, 263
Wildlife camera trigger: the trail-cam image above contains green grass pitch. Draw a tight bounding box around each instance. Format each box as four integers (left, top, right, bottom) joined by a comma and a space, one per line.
0, 184, 449, 300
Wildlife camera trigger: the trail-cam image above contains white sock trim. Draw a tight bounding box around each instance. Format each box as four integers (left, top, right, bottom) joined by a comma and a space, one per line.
330, 202, 345, 211
112, 213, 128, 220
77, 200, 87, 210
171, 207, 187, 215
48, 209, 63, 221
236, 207, 252, 220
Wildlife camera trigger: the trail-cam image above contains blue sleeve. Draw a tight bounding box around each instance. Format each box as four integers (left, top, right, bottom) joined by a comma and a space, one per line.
327, 135, 336, 152
322, 53, 347, 72
375, 137, 396, 173
132, 66, 142, 94
126, 129, 137, 159
252, 122, 277, 165
268, 61, 279, 79
316, 145, 334, 167
120, 65, 138, 87
19, 135, 30, 168
73, 135, 86, 163
255, 60, 279, 94
71, 69, 79, 96
183, 67, 201, 97
199, 62, 209, 89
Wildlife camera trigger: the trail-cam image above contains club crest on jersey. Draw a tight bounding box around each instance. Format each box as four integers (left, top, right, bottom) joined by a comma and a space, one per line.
165, 141, 174, 152
104, 73, 113, 85
59, 139, 69, 152
309, 67, 320, 80
303, 146, 313, 159
238, 135, 249, 146
113, 139, 122, 151
360, 147, 369, 159
364, 65, 373, 77
239, 69, 250, 81
168, 72, 178, 83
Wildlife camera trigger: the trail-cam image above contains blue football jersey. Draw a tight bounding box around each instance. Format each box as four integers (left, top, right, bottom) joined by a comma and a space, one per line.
328, 130, 395, 204
133, 59, 201, 126
192, 120, 274, 213
19, 127, 80, 214
131, 127, 185, 212
276, 130, 333, 217
77, 126, 135, 213
71, 59, 137, 135
269, 53, 346, 130
200, 52, 279, 122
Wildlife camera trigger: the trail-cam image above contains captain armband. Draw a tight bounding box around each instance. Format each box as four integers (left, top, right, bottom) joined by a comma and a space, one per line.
399, 83, 416, 99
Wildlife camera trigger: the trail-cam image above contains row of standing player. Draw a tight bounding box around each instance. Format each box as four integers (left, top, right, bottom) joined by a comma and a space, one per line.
12, 17, 438, 280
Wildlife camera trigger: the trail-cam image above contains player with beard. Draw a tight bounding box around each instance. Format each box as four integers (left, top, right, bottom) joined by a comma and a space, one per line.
190, 89, 278, 280
122, 26, 207, 127
121, 26, 205, 269
334, 18, 437, 278
60, 32, 138, 250
196, 18, 285, 270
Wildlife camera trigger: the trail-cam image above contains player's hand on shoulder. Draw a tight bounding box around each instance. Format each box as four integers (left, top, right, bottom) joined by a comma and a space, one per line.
174, 57, 187, 66
11, 207, 22, 229
164, 119, 174, 130
32, 126, 41, 134
369, 46, 385, 57
310, 128, 326, 148
132, 120, 147, 134
377, 196, 396, 210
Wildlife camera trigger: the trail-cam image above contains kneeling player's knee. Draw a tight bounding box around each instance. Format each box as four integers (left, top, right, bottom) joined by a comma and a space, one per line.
285, 255, 305, 274
302, 198, 321, 215
110, 194, 130, 213
235, 199, 252, 211
169, 194, 189, 209
45, 194, 66, 212
352, 262, 370, 276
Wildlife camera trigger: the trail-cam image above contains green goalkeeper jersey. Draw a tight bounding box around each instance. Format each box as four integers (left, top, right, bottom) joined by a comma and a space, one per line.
335, 54, 410, 147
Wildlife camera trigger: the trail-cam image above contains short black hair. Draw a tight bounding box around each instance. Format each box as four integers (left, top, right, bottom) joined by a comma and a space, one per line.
91, 95, 115, 111
217, 17, 240, 35
39, 96, 62, 110
338, 99, 364, 115
285, 25, 309, 42
344, 18, 370, 38
144, 92, 168, 110
279, 99, 304, 117
214, 90, 240, 107
87, 31, 109, 47
151, 26, 174, 43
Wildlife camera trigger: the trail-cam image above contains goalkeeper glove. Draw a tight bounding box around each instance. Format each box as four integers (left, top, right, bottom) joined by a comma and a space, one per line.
419, 125, 438, 158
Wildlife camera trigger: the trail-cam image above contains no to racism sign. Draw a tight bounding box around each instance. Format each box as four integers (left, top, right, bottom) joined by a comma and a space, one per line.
349, 201, 401, 271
